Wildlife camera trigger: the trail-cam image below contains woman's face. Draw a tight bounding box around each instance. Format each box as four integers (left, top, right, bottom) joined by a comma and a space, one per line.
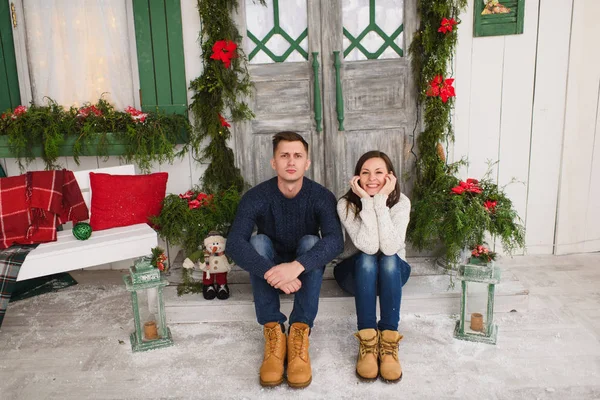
359, 157, 389, 196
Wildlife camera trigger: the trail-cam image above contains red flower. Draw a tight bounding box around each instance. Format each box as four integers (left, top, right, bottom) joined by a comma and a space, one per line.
125, 106, 148, 123
188, 199, 201, 209
439, 78, 455, 103
179, 190, 194, 199
451, 178, 482, 195
77, 105, 103, 118
438, 18, 457, 34
210, 40, 237, 69
426, 75, 443, 97
218, 113, 231, 128
484, 200, 497, 212
11, 105, 27, 119
1, 113, 7, 120
427, 75, 456, 103
196, 192, 208, 202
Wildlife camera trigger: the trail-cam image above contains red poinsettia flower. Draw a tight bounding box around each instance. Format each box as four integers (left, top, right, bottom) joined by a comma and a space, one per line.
125, 106, 148, 123
218, 113, 231, 128
196, 192, 208, 202
426, 75, 443, 97
427, 75, 456, 103
179, 190, 194, 200
188, 199, 201, 209
438, 17, 458, 34
210, 40, 238, 69
451, 178, 482, 195
77, 105, 103, 118
439, 78, 456, 103
484, 200, 497, 212
11, 105, 27, 119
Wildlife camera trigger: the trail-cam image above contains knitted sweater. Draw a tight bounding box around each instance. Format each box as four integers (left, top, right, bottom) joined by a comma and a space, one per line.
337, 193, 411, 260
226, 177, 344, 277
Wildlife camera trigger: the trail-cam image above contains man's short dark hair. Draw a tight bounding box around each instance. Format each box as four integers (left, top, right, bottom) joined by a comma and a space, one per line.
272, 131, 309, 156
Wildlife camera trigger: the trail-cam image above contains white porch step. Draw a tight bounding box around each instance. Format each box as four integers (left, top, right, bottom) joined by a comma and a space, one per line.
164, 257, 529, 324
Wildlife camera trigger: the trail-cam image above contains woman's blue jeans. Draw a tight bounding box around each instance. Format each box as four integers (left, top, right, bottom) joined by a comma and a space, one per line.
249, 234, 323, 328
334, 252, 411, 331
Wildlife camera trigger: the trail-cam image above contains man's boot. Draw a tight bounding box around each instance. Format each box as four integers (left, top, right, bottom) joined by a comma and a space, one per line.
259, 322, 286, 387
379, 330, 403, 382
354, 328, 379, 379
287, 322, 312, 388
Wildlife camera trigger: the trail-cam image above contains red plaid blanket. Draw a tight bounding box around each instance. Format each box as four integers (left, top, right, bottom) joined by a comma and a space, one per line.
0, 170, 89, 249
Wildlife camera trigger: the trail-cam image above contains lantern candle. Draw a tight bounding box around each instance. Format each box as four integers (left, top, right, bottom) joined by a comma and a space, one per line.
470, 313, 484, 332
144, 321, 159, 340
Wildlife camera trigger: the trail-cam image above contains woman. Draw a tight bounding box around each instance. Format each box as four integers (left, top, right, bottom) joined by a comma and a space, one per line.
334, 150, 411, 382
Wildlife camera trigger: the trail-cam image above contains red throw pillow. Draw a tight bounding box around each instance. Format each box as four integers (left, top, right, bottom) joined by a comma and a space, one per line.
89, 172, 168, 231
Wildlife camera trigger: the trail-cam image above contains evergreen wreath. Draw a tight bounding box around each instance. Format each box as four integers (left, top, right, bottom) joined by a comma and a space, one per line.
407, 0, 524, 266
188, 0, 264, 193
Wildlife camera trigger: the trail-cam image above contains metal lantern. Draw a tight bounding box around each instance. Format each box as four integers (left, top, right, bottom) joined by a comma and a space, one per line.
454, 260, 501, 344
123, 256, 174, 352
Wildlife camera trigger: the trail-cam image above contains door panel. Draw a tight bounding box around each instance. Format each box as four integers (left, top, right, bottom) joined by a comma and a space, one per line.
321, 0, 417, 197
234, 0, 323, 187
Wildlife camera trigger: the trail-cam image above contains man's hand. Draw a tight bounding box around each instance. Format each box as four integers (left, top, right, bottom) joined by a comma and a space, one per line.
279, 279, 302, 294
264, 261, 305, 288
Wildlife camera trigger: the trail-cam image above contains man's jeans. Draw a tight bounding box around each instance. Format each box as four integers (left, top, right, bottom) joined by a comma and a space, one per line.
249, 234, 323, 328
334, 252, 411, 331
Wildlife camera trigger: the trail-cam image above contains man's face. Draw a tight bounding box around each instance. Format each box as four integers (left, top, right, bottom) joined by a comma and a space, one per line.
271, 140, 311, 183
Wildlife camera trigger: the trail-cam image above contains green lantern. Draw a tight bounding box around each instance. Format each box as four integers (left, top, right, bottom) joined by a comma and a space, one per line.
454, 260, 501, 345
123, 256, 174, 352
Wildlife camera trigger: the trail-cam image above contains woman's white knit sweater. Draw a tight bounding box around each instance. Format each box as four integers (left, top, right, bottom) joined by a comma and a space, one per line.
337, 193, 411, 260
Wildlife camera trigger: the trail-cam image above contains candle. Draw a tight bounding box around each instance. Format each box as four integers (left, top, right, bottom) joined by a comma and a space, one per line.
144, 320, 159, 340
470, 313, 484, 332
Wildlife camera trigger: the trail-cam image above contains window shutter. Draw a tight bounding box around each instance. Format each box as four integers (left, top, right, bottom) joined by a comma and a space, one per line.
474, 0, 525, 38
132, 0, 187, 115
0, 2, 21, 112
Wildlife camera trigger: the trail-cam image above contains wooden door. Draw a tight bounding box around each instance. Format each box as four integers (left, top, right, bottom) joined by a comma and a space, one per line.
234, 0, 417, 196
320, 0, 418, 197
234, 0, 325, 187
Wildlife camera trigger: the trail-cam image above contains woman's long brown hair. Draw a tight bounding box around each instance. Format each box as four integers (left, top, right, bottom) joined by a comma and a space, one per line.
341, 151, 401, 217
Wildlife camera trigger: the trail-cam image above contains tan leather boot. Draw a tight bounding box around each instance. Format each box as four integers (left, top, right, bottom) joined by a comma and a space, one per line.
259, 322, 286, 387
354, 328, 379, 379
287, 322, 312, 388
379, 330, 404, 382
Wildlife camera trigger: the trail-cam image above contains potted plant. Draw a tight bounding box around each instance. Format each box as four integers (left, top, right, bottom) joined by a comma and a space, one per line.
408, 163, 525, 268
0, 98, 190, 172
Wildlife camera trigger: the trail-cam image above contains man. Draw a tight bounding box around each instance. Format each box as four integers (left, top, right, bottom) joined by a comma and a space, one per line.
226, 131, 343, 388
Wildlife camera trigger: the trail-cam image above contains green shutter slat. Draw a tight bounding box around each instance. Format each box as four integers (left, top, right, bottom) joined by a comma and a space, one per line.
165, 0, 186, 108
0, 2, 20, 112
148, 0, 172, 110
133, 0, 157, 109
133, 0, 186, 115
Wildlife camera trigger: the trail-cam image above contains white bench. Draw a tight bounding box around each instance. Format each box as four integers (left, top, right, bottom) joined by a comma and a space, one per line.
16, 165, 158, 281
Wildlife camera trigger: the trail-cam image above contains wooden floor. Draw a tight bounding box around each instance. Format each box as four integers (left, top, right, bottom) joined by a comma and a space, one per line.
0, 254, 599, 399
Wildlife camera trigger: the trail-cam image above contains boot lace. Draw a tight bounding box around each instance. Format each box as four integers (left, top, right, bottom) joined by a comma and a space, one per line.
265, 326, 282, 359
380, 334, 402, 361
354, 332, 378, 358
290, 327, 308, 361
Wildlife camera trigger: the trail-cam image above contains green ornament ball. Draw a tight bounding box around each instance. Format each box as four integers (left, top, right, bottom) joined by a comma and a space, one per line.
73, 222, 92, 241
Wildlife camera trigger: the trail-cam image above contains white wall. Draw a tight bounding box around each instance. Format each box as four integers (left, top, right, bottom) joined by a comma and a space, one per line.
452, 0, 600, 255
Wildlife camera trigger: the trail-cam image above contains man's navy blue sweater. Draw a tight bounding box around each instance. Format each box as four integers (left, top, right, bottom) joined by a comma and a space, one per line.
226, 177, 344, 277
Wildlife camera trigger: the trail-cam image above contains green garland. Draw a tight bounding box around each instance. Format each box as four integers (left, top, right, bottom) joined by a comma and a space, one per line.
189, 0, 263, 193
0, 98, 190, 172
408, 0, 525, 266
